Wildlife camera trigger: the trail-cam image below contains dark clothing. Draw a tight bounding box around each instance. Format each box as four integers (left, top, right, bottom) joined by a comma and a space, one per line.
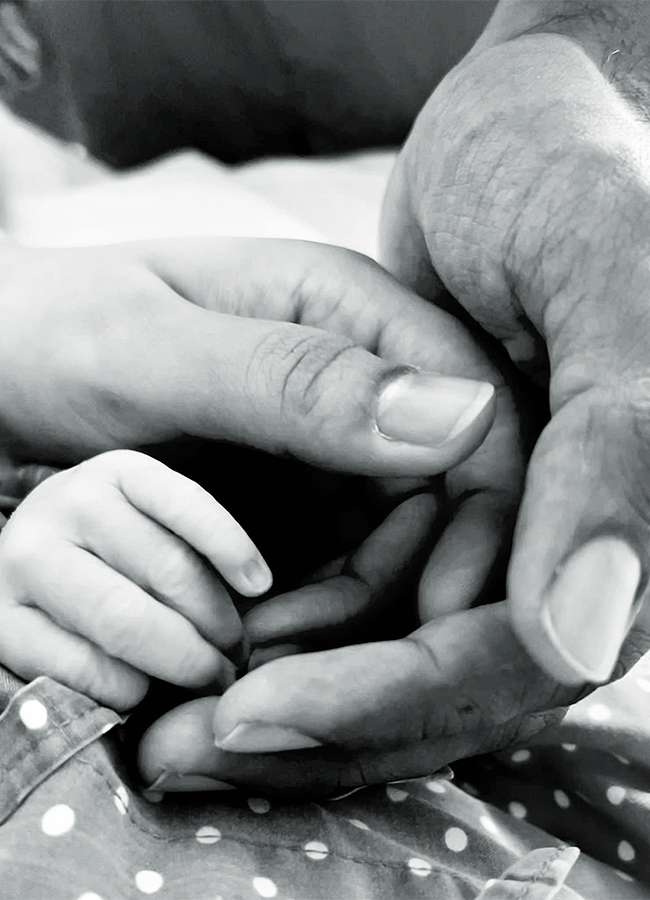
1, 0, 495, 166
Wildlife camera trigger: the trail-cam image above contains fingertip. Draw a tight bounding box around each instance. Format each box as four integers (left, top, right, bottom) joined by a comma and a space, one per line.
375, 369, 495, 450
446, 381, 496, 443
509, 536, 642, 686
237, 557, 273, 597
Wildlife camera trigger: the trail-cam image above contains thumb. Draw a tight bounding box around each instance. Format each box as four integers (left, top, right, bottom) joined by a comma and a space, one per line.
508, 386, 648, 687
133, 294, 496, 477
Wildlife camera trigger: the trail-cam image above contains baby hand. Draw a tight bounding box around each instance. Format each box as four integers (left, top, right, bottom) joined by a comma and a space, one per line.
0, 450, 272, 710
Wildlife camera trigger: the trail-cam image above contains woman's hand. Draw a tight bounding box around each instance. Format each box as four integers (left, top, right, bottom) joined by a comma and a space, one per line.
125, 239, 532, 797
0, 239, 495, 474
0, 449, 272, 710
0, 237, 525, 641
138, 237, 526, 630
0, 236, 527, 788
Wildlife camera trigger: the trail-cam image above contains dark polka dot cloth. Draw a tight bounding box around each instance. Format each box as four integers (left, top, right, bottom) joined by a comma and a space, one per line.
0, 661, 648, 900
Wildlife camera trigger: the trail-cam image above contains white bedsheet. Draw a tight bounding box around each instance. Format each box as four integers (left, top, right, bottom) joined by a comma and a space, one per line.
0, 106, 396, 259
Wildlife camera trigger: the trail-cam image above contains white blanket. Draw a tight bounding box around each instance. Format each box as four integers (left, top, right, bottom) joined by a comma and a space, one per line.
0, 105, 396, 259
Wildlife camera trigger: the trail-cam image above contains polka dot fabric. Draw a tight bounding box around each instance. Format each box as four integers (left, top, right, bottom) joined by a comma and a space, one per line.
455, 652, 650, 892
0, 660, 648, 898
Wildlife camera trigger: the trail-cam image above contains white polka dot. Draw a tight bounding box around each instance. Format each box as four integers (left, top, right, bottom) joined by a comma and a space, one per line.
347, 818, 370, 831
407, 858, 431, 877
588, 703, 611, 722
636, 677, 650, 693
41, 804, 75, 836
386, 785, 408, 802
554, 790, 570, 809
247, 797, 271, 814
425, 780, 446, 795
135, 871, 164, 894
195, 826, 221, 844
444, 827, 468, 852
76, 894, 103, 900
607, 786, 626, 806
618, 841, 636, 863
114, 785, 129, 815
508, 801, 527, 820
561, 743, 577, 752
479, 815, 499, 836
252, 876, 278, 898
19, 699, 48, 730
511, 750, 531, 764
617, 870, 634, 881
304, 840, 329, 860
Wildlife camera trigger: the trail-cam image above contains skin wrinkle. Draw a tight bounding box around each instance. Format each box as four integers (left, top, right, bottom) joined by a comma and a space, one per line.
510, 156, 650, 380
294, 342, 360, 424
135, 7, 650, 793
241, 326, 356, 440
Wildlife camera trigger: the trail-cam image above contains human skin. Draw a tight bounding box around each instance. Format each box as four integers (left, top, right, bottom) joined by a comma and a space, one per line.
139, 1, 650, 797
0, 235, 526, 710
381, 1, 650, 685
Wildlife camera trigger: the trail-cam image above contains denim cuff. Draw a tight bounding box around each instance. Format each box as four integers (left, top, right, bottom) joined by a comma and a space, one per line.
0, 674, 123, 824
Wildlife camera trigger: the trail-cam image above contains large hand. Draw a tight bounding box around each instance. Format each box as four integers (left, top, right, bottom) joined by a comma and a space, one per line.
130, 241, 533, 796
138, 22, 650, 798
138, 237, 525, 632
138, 603, 572, 799
0, 239, 496, 474
3, 237, 523, 681
380, 29, 650, 687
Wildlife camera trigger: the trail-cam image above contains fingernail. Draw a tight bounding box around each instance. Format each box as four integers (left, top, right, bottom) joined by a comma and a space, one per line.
215, 721, 323, 753
241, 559, 273, 596
376, 368, 495, 447
143, 772, 238, 799
541, 536, 641, 683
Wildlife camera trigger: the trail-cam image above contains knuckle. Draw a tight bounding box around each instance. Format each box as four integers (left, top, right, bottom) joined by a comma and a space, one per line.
164, 479, 209, 524
250, 326, 359, 422
617, 624, 650, 677
65, 639, 106, 697
507, 709, 566, 746
86, 448, 147, 476
95, 584, 147, 658
146, 541, 203, 598
48, 473, 107, 517
168, 640, 222, 688
0, 523, 51, 580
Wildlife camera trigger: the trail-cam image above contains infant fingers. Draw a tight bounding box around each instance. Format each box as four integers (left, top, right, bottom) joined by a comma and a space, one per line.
90, 451, 272, 596
73, 491, 242, 650
0, 604, 149, 710
24, 544, 236, 691
244, 492, 438, 648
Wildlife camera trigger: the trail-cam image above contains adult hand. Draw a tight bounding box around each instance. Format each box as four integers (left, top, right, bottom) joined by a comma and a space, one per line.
380, 20, 650, 687
138, 604, 573, 799
2, 236, 524, 677
131, 242, 538, 797
0, 238, 496, 477
138, 9, 650, 798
